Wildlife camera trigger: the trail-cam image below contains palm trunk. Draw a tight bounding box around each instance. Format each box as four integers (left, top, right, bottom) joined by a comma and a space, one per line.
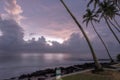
104, 17, 120, 44
91, 21, 114, 63
113, 18, 120, 28
60, 0, 102, 70
108, 19, 120, 32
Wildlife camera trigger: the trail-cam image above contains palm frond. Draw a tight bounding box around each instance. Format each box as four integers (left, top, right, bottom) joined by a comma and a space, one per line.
87, 0, 94, 7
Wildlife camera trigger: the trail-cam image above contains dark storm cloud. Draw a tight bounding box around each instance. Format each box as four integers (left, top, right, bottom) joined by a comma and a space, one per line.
61, 33, 90, 53
22, 36, 51, 53
0, 18, 50, 53
0, 18, 24, 52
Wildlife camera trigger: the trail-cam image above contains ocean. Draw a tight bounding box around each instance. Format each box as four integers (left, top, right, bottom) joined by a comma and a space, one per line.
0, 53, 108, 80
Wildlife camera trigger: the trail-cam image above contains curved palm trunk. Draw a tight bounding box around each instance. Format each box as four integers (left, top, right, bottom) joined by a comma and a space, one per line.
104, 17, 120, 44
91, 21, 114, 63
108, 19, 120, 32
60, 0, 102, 70
113, 18, 120, 28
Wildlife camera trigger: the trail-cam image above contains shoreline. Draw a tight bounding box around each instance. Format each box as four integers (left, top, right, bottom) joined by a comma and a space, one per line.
4, 62, 117, 80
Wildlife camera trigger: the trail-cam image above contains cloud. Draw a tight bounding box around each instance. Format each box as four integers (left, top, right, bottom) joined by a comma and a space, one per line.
0, 0, 119, 59
0, 17, 50, 53
22, 36, 51, 53
0, 0, 24, 52
4, 0, 24, 23
0, 17, 119, 59
0, 18, 24, 52
62, 33, 90, 53
0, 18, 92, 53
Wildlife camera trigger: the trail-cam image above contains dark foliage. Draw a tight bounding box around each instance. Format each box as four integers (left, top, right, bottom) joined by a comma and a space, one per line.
117, 54, 120, 61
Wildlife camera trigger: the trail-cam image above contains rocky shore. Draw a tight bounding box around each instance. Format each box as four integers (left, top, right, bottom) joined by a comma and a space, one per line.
4, 62, 117, 80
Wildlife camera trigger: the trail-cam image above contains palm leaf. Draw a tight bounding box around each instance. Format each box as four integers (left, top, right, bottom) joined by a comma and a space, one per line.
87, 0, 94, 7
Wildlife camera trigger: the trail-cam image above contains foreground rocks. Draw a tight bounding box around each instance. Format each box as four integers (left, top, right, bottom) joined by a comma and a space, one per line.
4, 62, 118, 80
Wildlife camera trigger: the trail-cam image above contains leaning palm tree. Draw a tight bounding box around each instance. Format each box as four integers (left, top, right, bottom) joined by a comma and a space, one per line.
87, 0, 120, 10
108, 0, 120, 29
87, 0, 100, 10
108, 19, 120, 32
87, 0, 120, 29
98, 1, 120, 44
83, 9, 114, 63
110, 0, 120, 10
60, 0, 102, 70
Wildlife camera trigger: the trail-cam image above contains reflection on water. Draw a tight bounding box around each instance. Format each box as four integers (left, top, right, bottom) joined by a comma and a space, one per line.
0, 53, 73, 79
43, 53, 70, 61
0, 53, 108, 79
21, 53, 70, 61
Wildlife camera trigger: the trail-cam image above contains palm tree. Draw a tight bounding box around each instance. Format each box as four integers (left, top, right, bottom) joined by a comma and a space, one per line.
108, 19, 120, 32
83, 9, 114, 63
107, 0, 120, 29
60, 0, 102, 70
113, 17, 120, 29
87, 0, 120, 10
87, 0, 120, 29
110, 0, 120, 10
87, 0, 100, 10
98, 1, 120, 44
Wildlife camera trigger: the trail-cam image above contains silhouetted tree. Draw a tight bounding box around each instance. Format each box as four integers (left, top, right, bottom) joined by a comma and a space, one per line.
60, 0, 102, 70
83, 9, 114, 63
98, 1, 120, 44
117, 54, 120, 61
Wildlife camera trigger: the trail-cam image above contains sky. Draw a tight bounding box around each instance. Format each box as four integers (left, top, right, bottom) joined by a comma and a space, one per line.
0, 0, 120, 59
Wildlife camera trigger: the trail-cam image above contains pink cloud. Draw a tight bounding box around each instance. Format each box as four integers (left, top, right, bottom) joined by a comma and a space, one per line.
4, 0, 24, 23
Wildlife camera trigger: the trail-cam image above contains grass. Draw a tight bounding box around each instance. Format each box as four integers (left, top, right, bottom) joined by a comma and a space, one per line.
115, 63, 120, 67
61, 70, 120, 80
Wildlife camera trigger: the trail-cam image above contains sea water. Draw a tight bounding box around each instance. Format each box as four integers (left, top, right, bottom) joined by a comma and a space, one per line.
0, 53, 109, 80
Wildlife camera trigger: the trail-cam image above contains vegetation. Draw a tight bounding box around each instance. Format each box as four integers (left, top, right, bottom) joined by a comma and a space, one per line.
83, 8, 114, 63
117, 54, 120, 61
60, 0, 120, 71
62, 70, 120, 80
114, 63, 120, 67
83, 0, 120, 63
87, 0, 120, 44
99, 1, 120, 44
60, 0, 102, 71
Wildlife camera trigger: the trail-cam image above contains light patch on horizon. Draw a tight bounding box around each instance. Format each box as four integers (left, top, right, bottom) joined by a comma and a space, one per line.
43, 53, 70, 61
45, 36, 64, 44
21, 53, 41, 58
24, 34, 64, 45
21, 53, 70, 61
0, 30, 3, 36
